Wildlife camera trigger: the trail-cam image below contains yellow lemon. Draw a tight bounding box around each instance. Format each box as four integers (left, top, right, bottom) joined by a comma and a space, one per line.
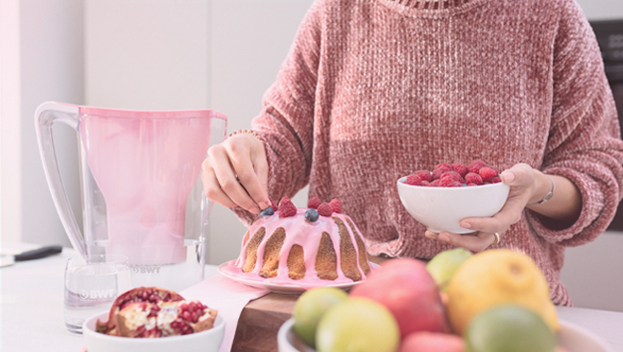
446, 249, 559, 335
316, 297, 400, 352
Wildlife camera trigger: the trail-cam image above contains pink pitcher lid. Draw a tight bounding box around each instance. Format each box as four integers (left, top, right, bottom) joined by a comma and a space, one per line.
79, 106, 226, 120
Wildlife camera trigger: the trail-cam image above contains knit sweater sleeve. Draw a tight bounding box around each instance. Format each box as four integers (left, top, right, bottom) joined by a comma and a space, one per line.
525, 0, 623, 246
251, 0, 324, 201
230, 0, 324, 224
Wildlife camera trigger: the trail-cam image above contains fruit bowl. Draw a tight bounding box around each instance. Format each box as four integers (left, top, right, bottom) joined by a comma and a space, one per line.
277, 318, 613, 352
396, 176, 510, 234
83, 311, 225, 352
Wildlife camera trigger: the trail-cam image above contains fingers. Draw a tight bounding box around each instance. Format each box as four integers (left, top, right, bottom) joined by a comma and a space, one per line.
459, 196, 523, 234
201, 158, 237, 209
459, 163, 538, 233
423, 164, 539, 253
205, 144, 258, 212
202, 135, 270, 214
425, 230, 499, 253
223, 138, 270, 210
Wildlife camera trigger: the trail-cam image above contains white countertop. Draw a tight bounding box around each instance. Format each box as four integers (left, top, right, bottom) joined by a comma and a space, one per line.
1, 244, 622, 352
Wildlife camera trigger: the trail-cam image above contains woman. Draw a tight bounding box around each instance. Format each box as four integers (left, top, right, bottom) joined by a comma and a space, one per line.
202, 0, 623, 306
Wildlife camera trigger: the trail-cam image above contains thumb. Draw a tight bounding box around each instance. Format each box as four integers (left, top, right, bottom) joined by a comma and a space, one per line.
500, 164, 534, 187
500, 170, 516, 185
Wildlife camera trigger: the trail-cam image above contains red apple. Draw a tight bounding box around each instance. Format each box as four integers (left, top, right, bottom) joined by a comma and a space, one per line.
350, 258, 449, 338
399, 331, 465, 352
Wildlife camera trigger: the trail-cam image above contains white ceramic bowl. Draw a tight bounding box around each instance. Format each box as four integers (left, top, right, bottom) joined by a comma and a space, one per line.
397, 176, 510, 234
83, 311, 225, 352
277, 318, 613, 352
277, 318, 315, 352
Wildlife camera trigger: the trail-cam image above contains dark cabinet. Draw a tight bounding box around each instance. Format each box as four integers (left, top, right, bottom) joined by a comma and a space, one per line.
591, 20, 623, 231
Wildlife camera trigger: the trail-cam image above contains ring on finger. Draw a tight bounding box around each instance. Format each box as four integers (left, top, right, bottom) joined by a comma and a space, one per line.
491, 232, 500, 246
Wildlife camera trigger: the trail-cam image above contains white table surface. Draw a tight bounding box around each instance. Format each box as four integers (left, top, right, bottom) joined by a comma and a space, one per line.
1, 244, 622, 352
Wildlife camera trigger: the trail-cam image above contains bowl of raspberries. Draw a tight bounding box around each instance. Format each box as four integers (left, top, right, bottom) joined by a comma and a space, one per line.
397, 160, 510, 234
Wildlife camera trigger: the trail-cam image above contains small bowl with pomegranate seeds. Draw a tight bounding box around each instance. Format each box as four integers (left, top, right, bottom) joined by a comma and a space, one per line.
83, 286, 225, 352
397, 160, 510, 234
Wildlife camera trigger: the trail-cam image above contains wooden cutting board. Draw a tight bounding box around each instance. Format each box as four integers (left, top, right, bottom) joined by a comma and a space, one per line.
229, 257, 388, 351
231, 293, 299, 352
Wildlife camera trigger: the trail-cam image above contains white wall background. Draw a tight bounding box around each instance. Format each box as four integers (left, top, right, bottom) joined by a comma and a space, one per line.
578, 0, 623, 21
1, 0, 84, 248
1, 0, 622, 311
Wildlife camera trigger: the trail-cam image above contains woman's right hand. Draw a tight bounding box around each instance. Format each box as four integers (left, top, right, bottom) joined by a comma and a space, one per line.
201, 132, 271, 214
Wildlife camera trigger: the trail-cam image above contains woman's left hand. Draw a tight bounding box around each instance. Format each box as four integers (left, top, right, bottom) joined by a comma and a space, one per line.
425, 163, 543, 252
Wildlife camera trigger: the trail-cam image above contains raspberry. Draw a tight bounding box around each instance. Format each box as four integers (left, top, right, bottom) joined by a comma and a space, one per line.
317, 203, 333, 217
434, 162, 452, 172
307, 197, 322, 209
432, 163, 452, 180
439, 177, 462, 187
278, 197, 296, 218
451, 162, 469, 177
269, 197, 279, 211
464, 172, 483, 185
405, 161, 503, 187
329, 199, 343, 213
440, 171, 464, 184
479, 167, 498, 183
405, 174, 424, 186
413, 170, 432, 182
467, 159, 487, 174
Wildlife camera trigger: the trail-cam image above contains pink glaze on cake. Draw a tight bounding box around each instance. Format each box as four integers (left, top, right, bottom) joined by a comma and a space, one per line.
227, 207, 371, 288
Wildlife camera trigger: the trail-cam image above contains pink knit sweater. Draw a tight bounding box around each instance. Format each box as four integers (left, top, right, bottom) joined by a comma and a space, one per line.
239, 0, 623, 306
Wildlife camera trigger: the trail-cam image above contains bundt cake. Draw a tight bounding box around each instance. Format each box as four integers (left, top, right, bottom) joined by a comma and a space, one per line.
229, 197, 372, 287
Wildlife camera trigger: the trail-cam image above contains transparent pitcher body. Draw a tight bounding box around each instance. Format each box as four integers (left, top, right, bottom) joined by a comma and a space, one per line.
36, 102, 227, 292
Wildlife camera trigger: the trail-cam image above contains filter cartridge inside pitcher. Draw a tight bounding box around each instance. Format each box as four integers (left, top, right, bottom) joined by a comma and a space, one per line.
77, 112, 213, 292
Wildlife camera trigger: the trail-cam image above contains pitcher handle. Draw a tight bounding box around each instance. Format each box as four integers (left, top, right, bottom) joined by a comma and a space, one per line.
35, 102, 87, 259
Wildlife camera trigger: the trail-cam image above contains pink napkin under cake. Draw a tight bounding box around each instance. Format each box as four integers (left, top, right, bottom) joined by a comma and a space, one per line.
181, 274, 270, 352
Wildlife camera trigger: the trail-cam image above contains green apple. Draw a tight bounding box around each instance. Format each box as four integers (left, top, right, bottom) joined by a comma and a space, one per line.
292, 287, 348, 348
426, 248, 473, 292
464, 305, 556, 352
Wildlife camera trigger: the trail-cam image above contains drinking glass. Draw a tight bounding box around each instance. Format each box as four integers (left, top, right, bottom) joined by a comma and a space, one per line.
64, 254, 131, 334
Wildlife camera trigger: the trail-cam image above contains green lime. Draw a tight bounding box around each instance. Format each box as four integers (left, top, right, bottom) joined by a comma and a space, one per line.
426, 248, 473, 292
316, 297, 400, 352
464, 305, 557, 352
292, 287, 348, 348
